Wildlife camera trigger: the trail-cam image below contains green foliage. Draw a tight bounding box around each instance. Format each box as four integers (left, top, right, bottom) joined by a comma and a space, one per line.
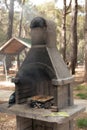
17, 0, 28, 4
78, 40, 85, 63
76, 93, 87, 99
0, 32, 6, 43
0, 27, 7, 46
78, 15, 84, 40
77, 118, 87, 128
75, 84, 87, 99
74, 85, 87, 91
37, 2, 55, 19
75, 85, 83, 90
0, 0, 85, 65
0, 10, 8, 45
78, 5, 85, 14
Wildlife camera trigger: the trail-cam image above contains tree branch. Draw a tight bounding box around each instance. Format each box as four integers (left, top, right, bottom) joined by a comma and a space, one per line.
66, 11, 71, 15
4, 0, 9, 10
66, 0, 72, 12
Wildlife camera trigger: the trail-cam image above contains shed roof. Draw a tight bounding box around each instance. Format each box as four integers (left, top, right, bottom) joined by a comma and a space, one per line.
0, 37, 31, 55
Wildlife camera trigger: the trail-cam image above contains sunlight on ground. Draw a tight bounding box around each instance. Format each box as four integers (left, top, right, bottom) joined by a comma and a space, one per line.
0, 81, 15, 87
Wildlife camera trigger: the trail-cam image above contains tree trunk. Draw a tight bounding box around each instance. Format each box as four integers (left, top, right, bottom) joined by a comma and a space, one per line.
19, 0, 25, 37
7, 0, 14, 40
19, 7, 23, 37
6, 0, 14, 74
70, 0, 78, 74
84, 0, 87, 81
61, 0, 66, 61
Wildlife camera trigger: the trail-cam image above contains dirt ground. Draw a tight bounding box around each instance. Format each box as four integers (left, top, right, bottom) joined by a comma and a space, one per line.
0, 113, 16, 130
0, 66, 16, 130
0, 65, 87, 130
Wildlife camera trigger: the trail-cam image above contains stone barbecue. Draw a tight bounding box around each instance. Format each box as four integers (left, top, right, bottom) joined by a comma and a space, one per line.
0, 17, 85, 130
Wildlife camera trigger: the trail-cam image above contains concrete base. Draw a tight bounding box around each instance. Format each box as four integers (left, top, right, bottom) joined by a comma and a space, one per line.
0, 103, 85, 124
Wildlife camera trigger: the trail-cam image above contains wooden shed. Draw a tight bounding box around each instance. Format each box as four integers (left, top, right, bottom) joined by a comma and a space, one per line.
0, 37, 31, 79
0, 37, 31, 55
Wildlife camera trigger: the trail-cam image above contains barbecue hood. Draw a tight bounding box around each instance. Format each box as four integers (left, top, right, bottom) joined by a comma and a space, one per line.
14, 18, 73, 86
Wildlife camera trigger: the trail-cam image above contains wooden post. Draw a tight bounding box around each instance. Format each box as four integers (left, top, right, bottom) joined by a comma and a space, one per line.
17, 54, 20, 70
3, 56, 8, 81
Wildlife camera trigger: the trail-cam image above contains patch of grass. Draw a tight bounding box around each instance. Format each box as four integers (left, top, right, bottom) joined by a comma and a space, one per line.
76, 93, 87, 99
74, 85, 87, 91
77, 118, 87, 128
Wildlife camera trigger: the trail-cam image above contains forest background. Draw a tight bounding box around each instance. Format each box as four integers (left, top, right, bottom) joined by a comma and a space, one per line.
0, 0, 86, 77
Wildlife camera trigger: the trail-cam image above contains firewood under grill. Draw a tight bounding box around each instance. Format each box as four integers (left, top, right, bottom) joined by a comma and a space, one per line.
27, 95, 54, 109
